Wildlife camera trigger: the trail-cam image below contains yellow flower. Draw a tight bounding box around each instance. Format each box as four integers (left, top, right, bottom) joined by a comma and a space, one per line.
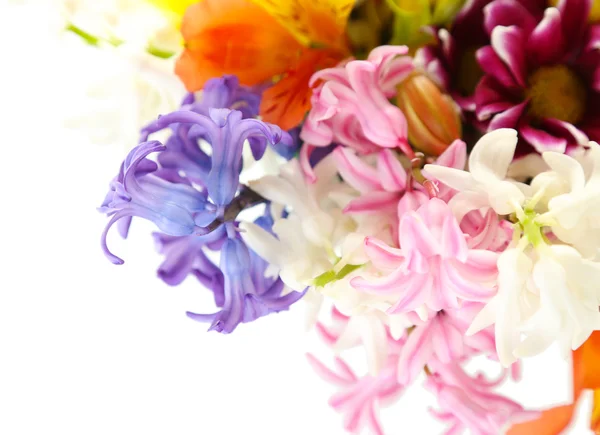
145, 0, 198, 26
385, 0, 465, 47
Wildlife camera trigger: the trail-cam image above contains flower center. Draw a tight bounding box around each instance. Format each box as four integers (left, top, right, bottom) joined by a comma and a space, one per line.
455, 46, 483, 96
526, 65, 587, 125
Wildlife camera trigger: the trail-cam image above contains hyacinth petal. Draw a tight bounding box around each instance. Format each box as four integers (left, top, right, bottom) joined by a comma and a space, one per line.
397, 322, 434, 384
351, 267, 414, 295
488, 101, 527, 131
490, 25, 527, 88
333, 147, 382, 193
345, 61, 408, 150
441, 213, 468, 261
208, 112, 287, 206
101, 210, 134, 265
520, 124, 568, 153
420, 164, 474, 194
526, 8, 566, 65
186, 311, 218, 324
483, 0, 537, 36
364, 237, 404, 270
397, 190, 429, 218
344, 191, 400, 213
542, 152, 586, 192
377, 149, 407, 192
400, 212, 441, 258
367, 45, 410, 67
434, 139, 467, 170
387, 273, 430, 313
238, 222, 282, 268
441, 260, 496, 302
431, 317, 465, 364
306, 353, 352, 385
468, 128, 517, 182
466, 297, 498, 336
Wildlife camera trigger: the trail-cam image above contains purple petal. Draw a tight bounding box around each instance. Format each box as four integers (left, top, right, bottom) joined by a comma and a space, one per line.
526, 8, 566, 65
488, 100, 528, 130
520, 124, 568, 153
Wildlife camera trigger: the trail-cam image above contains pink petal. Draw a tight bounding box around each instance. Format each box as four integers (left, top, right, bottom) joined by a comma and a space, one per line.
526, 7, 566, 65
490, 26, 527, 87
367, 44, 409, 66
364, 237, 404, 270
333, 357, 359, 382
380, 56, 415, 95
488, 100, 528, 130
440, 260, 496, 302
333, 147, 381, 193
520, 123, 568, 153
484, 0, 537, 36
462, 250, 500, 281
299, 143, 317, 183
474, 75, 517, 121
346, 61, 409, 151
351, 267, 414, 295
397, 190, 429, 219
399, 211, 441, 258
377, 149, 407, 192
431, 317, 465, 363
344, 192, 400, 213
434, 140, 467, 170
305, 353, 350, 385
441, 213, 469, 262
397, 322, 434, 384
387, 272, 431, 313
367, 403, 385, 435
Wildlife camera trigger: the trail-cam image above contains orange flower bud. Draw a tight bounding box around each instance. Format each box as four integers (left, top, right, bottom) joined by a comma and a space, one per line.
396, 73, 461, 156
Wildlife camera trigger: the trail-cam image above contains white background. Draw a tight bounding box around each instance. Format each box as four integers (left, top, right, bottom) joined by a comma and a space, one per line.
0, 1, 595, 434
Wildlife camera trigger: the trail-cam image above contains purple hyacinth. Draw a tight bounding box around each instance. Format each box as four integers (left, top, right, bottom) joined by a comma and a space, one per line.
100, 75, 305, 332
186, 224, 305, 334
99, 140, 211, 265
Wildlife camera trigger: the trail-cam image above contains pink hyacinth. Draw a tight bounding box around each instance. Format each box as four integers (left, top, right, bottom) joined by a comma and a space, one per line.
425, 361, 532, 435
351, 198, 499, 317
396, 303, 499, 385
307, 308, 405, 435
300, 45, 415, 181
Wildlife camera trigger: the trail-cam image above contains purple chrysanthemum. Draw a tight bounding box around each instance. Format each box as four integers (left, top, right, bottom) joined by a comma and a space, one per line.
473, 0, 600, 153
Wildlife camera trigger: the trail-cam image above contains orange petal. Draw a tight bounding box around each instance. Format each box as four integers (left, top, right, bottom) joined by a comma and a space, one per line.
574, 331, 600, 393
259, 49, 341, 130
507, 404, 576, 435
508, 332, 600, 435
250, 0, 354, 48
591, 390, 600, 434
175, 0, 302, 91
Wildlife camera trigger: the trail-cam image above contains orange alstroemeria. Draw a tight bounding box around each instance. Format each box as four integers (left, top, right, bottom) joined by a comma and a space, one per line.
508, 332, 600, 435
175, 0, 353, 130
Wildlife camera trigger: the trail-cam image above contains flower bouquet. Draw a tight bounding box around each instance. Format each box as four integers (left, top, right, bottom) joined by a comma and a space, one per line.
69, 0, 600, 433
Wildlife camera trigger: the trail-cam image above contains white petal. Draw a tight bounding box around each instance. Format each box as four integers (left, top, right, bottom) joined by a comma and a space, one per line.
468, 128, 518, 182
542, 152, 586, 192
422, 164, 475, 192
239, 221, 283, 268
